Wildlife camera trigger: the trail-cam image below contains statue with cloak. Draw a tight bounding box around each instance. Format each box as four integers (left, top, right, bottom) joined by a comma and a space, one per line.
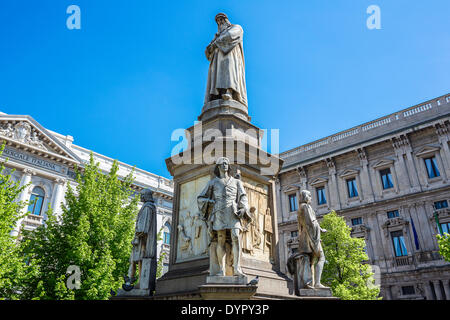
123, 188, 157, 295
204, 13, 247, 107
197, 157, 251, 277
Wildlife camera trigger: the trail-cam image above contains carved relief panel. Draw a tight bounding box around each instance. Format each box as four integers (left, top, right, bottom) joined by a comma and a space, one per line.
176, 174, 210, 262
241, 176, 273, 262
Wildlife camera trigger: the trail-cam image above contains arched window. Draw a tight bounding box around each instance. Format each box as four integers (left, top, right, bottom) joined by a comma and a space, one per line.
28, 186, 45, 216
163, 222, 171, 245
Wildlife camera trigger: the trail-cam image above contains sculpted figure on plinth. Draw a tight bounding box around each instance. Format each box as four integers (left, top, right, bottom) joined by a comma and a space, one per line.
204, 13, 247, 107
288, 190, 329, 294
123, 188, 157, 295
197, 157, 250, 277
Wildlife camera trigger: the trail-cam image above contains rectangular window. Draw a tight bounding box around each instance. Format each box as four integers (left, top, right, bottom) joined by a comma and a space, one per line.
434, 200, 448, 210
163, 232, 170, 245
441, 222, 450, 234
401, 286, 415, 295
351, 217, 362, 226
290, 231, 298, 238
346, 178, 358, 198
380, 168, 394, 189
288, 194, 298, 212
424, 156, 440, 178
391, 231, 408, 257
387, 210, 399, 219
316, 187, 327, 205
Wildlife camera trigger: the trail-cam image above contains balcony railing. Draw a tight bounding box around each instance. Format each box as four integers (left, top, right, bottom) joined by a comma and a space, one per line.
280, 94, 450, 162
395, 255, 414, 267
23, 214, 43, 228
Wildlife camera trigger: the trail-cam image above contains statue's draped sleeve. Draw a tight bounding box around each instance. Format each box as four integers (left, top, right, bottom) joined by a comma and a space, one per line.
236, 179, 249, 214
197, 180, 214, 218
215, 25, 243, 55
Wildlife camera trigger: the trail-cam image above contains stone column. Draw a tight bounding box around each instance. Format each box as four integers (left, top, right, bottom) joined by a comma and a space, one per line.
443, 280, 450, 300
432, 280, 443, 300
392, 136, 411, 193
383, 285, 392, 300
11, 168, 35, 237
423, 282, 434, 300
357, 148, 375, 202
404, 148, 422, 192
50, 178, 66, 217
435, 122, 450, 178
326, 158, 341, 210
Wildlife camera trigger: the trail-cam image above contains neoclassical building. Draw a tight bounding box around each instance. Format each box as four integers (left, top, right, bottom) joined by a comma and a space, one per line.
0, 113, 174, 274
276, 93, 450, 300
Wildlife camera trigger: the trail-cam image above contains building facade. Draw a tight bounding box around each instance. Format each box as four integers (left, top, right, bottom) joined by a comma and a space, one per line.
276, 93, 450, 300
0, 113, 174, 274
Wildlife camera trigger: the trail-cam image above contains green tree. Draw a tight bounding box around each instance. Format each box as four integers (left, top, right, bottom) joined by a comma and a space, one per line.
156, 227, 166, 279
320, 211, 381, 300
0, 143, 35, 299
437, 233, 450, 262
21, 153, 139, 300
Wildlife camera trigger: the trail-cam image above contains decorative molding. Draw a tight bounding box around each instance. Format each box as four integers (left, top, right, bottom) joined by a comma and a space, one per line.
372, 158, 395, 169
351, 224, 371, 240
338, 168, 360, 179
381, 217, 409, 237
295, 166, 307, 179
415, 145, 441, 158
282, 184, 300, 193
0, 121, 48, 151
309, 177, 328, 187
391, 134, 410, 150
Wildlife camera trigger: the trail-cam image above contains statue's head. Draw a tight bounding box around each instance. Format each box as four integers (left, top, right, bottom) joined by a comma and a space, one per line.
215, 13, 231, 30
140, 188, 154, 203
214, 157, 230, 177
299, 190, 312, 204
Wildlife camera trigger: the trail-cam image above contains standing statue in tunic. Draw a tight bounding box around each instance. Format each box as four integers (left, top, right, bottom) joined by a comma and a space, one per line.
204, 13, 247, 107
123, 188, 157, 295
288, 190, 329, 294
197, 157, 250, 276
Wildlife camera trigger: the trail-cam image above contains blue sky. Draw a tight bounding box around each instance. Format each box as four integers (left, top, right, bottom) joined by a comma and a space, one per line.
0, 1, 449, 178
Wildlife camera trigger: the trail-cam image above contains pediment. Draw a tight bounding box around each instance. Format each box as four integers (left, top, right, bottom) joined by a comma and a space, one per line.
283, 184, 301, 193
309, 177, 328, 186
372, 158, 394, 169
415, 145, 440, 158
338, 168, 359, 178
0, 115, 82, 166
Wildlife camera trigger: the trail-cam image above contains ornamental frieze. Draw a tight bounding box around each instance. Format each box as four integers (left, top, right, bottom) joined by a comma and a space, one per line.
0, 121, 47, 151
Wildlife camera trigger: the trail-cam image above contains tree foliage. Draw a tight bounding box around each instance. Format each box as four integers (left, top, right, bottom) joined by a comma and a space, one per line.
437, 233, 450, 262
0, 143, 35, 299
21, 153, 139, 299
320, 211, 381, 300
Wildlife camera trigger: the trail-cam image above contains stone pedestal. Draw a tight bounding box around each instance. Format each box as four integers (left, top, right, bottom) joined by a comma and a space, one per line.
116, 288, 150, 298
199, 284, 257, 300
298, 288, 333, 297
206, 275, 248, 285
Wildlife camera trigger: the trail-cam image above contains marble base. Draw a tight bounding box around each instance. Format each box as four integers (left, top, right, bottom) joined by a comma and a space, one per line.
206, 275, 248, 285
116, 288, 151, 297
199, 284, 257, 300
298, 287, 333, 297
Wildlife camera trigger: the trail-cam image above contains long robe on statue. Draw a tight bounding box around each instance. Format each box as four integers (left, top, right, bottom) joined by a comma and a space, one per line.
204, 24, 247, 107
197, 176, 248, 232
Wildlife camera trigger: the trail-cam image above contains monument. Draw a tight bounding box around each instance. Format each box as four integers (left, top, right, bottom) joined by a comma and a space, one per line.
152, 13, 336, 300
118, 188, 158, 297
287, 190, 332, 297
